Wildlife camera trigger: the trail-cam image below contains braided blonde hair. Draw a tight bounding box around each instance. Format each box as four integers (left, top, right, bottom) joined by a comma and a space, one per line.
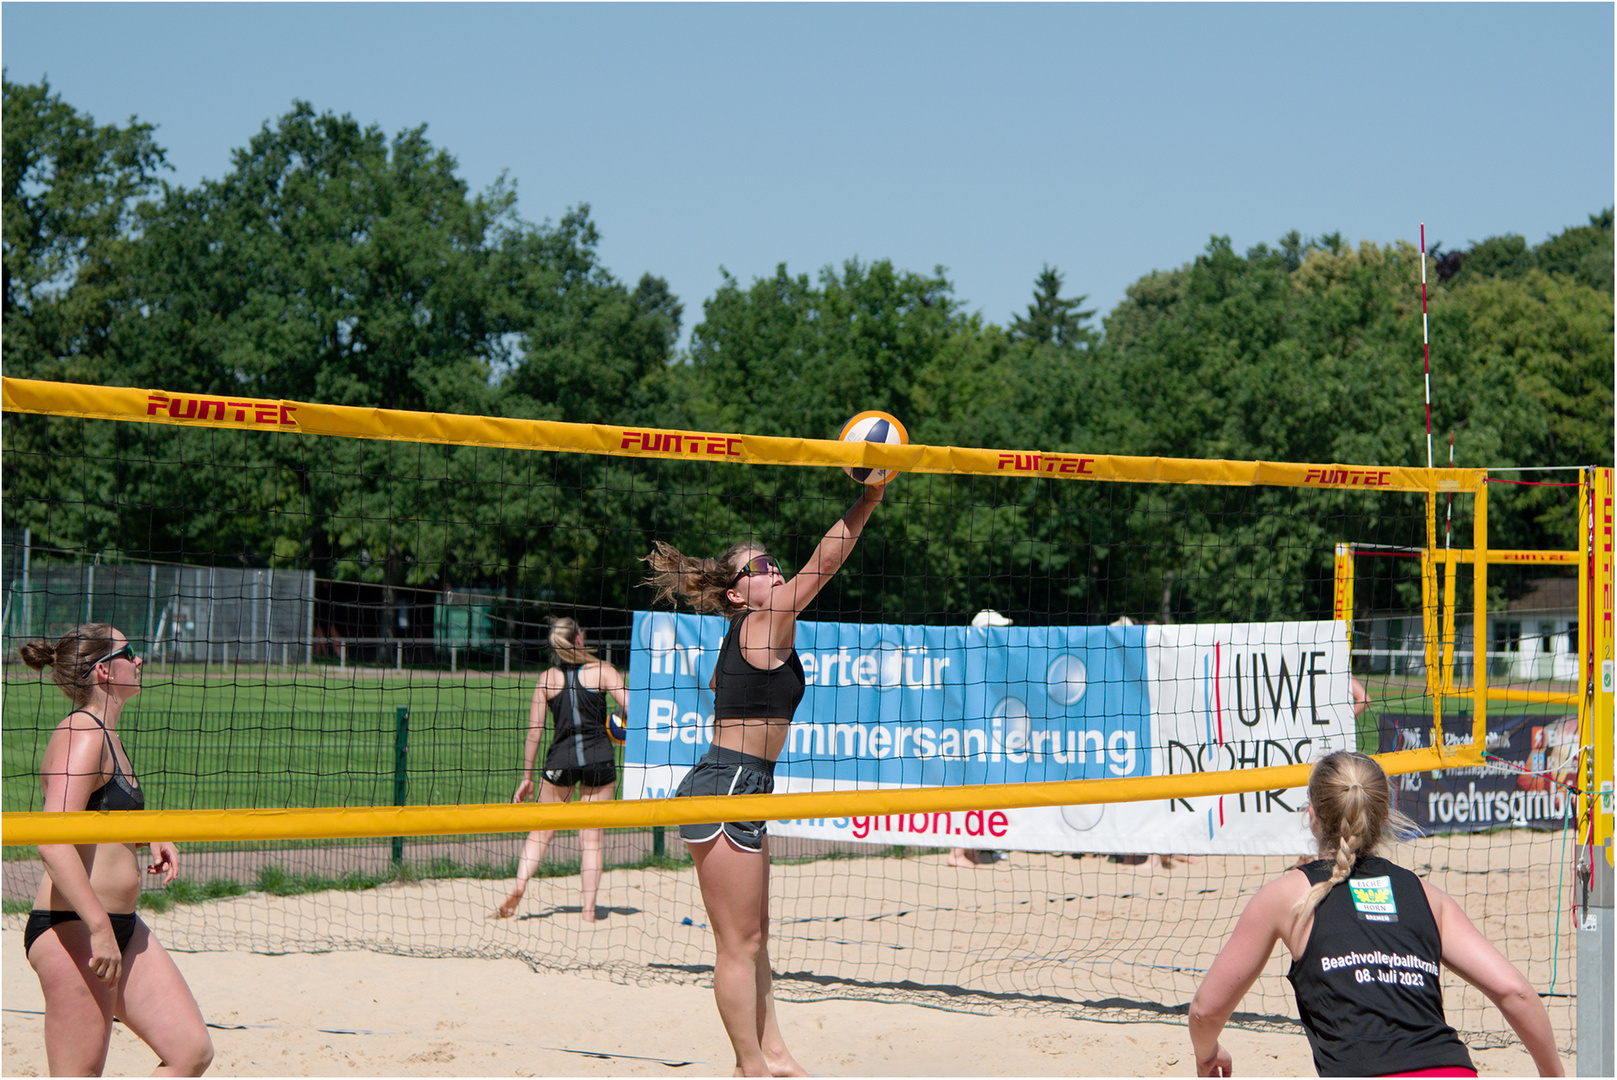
640, 540, 757, 615
1290, 750, 1412, 931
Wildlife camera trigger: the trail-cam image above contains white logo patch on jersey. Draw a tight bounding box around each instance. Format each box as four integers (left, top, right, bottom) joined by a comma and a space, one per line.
1349, 875, 1398, 922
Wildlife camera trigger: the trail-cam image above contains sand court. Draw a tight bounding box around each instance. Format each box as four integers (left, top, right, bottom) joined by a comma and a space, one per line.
2, 833, 1571, 1076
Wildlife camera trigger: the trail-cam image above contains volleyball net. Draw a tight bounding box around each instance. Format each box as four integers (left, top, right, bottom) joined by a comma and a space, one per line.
2, 376, 1608, 1049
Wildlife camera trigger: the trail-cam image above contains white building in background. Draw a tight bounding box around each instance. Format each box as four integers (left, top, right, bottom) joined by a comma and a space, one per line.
1356, 576, 1580, 684
1487, 577, 1580, 682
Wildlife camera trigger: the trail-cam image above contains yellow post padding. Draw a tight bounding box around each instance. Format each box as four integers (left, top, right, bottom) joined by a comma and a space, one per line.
1586, 467, 1615, 854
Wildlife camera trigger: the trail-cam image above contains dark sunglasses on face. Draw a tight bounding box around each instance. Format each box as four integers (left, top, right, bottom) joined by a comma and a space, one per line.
93, 643, 137, 666
731, 554, 782, 585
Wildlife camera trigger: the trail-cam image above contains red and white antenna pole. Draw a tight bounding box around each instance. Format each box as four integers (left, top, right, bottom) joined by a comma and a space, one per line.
1421, 224, 1433, 469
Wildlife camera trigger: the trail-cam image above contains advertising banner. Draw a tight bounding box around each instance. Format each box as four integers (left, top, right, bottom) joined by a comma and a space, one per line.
626, 612, 1358, 855
1377, 711, 1578, 833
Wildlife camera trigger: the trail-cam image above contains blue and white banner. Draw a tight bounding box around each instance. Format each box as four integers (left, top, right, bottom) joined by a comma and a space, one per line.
625, 612, 1355, 855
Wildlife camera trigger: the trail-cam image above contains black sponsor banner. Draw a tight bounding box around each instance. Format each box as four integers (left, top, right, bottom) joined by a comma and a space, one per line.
1377, 711, 1577, 834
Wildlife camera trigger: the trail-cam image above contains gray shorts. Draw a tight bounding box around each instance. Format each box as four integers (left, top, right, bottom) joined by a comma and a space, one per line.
673, 745, 775, 853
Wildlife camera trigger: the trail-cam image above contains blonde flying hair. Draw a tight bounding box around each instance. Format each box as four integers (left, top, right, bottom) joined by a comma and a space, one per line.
1291, 750, 1414, 931
641, 540, 759, 615
548, 617, 604, 668
18, 622, 119, 708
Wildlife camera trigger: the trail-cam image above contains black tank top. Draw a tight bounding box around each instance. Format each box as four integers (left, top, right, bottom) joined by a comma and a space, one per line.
1286, 855, 1473, 1076
73, 711, 145, 813
545, 665, 614, 768
712, 611, 805, 720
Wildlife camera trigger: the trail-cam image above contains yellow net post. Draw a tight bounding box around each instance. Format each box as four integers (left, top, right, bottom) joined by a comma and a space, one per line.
1333, 543, 1354, 630
1440, 551, 1460, 698
1469, 474, 1488, 760
1585, 466, 1615, 854
1576, 466, 1614, 1074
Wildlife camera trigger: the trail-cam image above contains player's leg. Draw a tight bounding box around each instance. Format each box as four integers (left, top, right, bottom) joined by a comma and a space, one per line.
115, 921, 213, 1075
691, 834, 774, 1076
494, 776, 570, 918
751, 834, 805, 1077
576, 780, 615, 922
27, 919, 117, 1076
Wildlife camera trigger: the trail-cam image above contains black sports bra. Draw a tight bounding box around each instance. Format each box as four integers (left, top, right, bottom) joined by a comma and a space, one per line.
712, 612, 806, 721
71, 711, 145, 813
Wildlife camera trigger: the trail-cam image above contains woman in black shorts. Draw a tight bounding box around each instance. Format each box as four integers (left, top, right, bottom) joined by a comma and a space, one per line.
642, 483, 885, 1077
19, 624, 213, 1075
494, 617, 629, 923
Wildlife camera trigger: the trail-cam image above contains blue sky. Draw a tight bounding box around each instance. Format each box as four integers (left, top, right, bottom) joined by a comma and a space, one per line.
5, 3, 1612, 350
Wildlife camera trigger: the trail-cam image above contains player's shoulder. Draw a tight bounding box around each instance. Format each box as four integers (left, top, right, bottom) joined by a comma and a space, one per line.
1252, 865, 1314, 912
1416, 874, 1458, 920
56, 709, 107, 743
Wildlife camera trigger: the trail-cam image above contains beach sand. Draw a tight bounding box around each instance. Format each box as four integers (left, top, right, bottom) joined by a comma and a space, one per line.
3, 942, 1557, 1078
1, 899, 1558, 1077
1, 827, 1573, 1077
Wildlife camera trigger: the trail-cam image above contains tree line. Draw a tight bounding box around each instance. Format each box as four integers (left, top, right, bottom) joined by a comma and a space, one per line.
4, 78, 1611, 630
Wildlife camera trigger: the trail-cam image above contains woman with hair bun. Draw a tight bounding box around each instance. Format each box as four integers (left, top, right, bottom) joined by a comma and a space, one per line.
19, 623, 213, 1076
1189, 750, 1563, 1077
493, 617, 629, 923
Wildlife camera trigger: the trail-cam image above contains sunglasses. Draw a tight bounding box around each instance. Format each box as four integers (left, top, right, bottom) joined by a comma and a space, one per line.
731, 554, 782, 585
92, 643, 138, 666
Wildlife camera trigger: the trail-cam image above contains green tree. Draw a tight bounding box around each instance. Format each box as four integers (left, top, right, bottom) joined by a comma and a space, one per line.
1445, 268, 1613, 543
121, 101, 507, 411
678, 258, 966, 617
2, 75, 167, 379
498, 206, 682, 426
1533, 209, 1614, 293
1007, 265, 1096, 348
95, 102, 525, 608
1092, 235, 1437, 619
2, 77, 170, 569
686, 258, 957, 439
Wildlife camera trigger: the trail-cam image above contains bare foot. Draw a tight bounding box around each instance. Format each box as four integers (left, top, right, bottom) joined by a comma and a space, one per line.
765, 1052, 808, 1077
946, 849, 981, 868
491, 891, 523, 919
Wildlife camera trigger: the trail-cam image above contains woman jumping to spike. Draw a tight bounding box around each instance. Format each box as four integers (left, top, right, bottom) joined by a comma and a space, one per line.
642, 483, 885, 1077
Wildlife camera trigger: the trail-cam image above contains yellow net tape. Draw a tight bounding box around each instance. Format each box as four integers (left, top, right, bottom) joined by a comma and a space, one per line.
3, 376, 1483, 493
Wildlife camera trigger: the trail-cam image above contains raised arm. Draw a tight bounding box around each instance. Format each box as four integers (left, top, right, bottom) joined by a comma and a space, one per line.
762, 484, 885, 649
1426, 881, 1564, 1076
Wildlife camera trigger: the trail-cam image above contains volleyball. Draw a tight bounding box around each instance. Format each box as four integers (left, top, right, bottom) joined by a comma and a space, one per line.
837, 410, 908, 484
605, 712, 627, 746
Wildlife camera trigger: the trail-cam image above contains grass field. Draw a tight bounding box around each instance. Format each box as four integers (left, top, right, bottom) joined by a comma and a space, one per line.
3, 665, 1568, 880
4, 667, 1560, 821
1, 667, 552, 817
